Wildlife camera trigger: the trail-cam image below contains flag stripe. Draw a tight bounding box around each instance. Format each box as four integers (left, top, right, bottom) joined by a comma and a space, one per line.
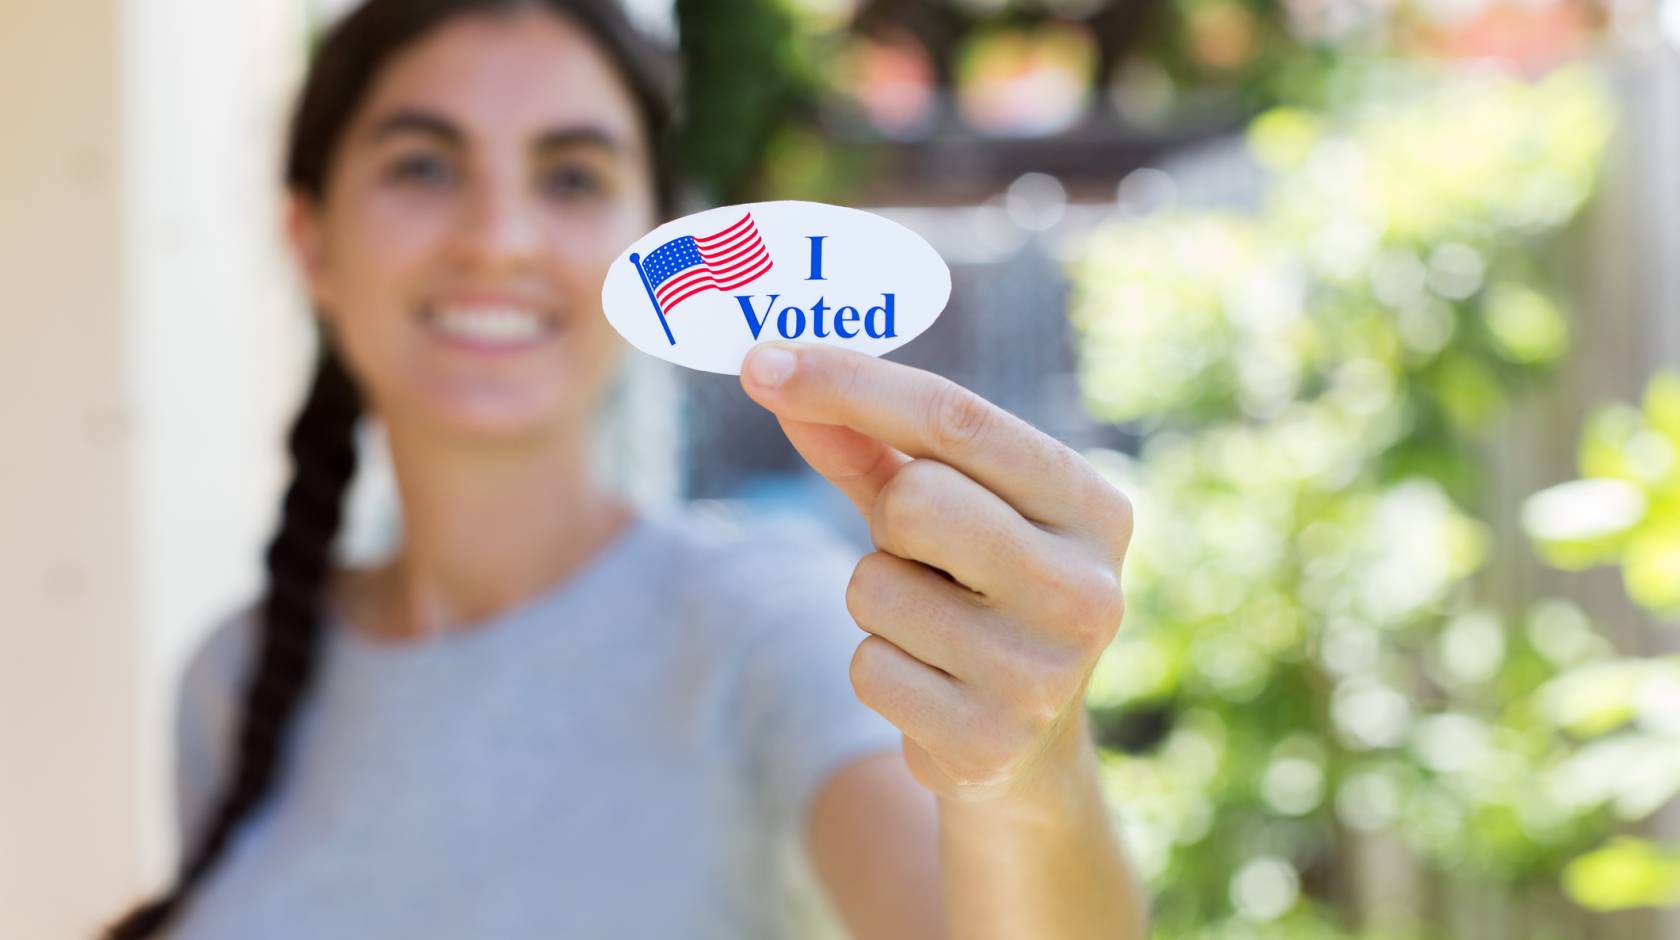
699, 232, 764, 268
693, 213, 752, 247
698, 248, 770, 288
712, 255, 773, 289
655, 253, 772, 310
662, 256, 773, 311
652, 246, 757, 301
701, 242, 769, 278
653, 266, 713, 304
657, 248, 771, 307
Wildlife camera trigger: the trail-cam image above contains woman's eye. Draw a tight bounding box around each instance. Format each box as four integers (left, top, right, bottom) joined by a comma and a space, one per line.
543, 165, 604, 198
387, 153, 454, 187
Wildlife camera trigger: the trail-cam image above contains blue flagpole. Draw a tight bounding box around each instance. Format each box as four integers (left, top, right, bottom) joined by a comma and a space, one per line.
628, 253, 676, 346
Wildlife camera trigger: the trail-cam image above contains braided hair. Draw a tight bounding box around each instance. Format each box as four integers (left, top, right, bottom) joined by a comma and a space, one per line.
103, 2, 675, 936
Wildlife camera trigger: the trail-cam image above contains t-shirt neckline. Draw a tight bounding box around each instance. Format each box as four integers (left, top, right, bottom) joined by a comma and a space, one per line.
327, 509, 658, 654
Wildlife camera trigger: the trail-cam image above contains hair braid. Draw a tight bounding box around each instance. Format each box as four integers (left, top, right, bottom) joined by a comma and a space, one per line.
102, 340, 363, 940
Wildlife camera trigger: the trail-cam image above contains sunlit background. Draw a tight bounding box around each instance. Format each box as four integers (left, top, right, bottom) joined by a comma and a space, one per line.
5, 0, 1680, 936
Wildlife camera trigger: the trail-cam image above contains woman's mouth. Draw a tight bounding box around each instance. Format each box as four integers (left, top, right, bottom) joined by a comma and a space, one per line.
419, 303, 560, 353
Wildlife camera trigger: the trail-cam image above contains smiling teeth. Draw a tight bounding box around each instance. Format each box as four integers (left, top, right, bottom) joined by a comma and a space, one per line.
428, 306, 550, 344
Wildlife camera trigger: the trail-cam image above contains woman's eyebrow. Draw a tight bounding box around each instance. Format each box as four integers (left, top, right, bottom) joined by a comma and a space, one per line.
533, 126, 624, 155
364, 109, 624, 155
367, 109, 462, 147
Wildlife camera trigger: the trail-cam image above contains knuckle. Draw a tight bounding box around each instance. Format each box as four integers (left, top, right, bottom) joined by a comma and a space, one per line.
848, 635, 889, 703
847, 552, 902, 622
1033, 558, 1085, 612
926, 382, 993, 453
1006, 648, 1076, 728
1098, 484, 1136, 555
1046, 563, 1125, 650
967, 714, 1026, 779
873, 461, 941, 548
1044, 439, 1085, 484
1066, 455, 1135, 552
1030, 668, 1074, 728
899, 455, 953, 488
871, 488, 911, 554
979, 515, 1028, 573
844, 558, 874, 623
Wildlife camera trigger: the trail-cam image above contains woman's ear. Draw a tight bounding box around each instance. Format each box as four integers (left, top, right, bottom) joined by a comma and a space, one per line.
284, 190, 336, 320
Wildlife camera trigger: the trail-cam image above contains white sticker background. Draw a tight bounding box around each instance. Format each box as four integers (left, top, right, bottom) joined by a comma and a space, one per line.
601, 200, 951, 374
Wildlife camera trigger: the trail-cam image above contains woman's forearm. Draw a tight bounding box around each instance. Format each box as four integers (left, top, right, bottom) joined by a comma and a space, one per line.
936, 711, 1148, 940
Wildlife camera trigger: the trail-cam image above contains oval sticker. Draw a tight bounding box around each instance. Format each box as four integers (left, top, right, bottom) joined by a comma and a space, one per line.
601, 200, 951, 374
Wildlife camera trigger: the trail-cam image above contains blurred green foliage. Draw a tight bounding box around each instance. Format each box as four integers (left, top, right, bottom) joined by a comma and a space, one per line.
664, 0, 1460, 204
1565, 836, 1680, 911
1069, 65, 1616, 937
1520, 372, 1680, 911
1527, 374, 1680, 616
1125, 0, 1330, 118
674, 0, 817, 202
673, 0, 879, 203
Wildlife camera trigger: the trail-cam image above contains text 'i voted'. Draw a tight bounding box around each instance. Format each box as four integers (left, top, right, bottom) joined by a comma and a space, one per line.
601, 201, 952, 375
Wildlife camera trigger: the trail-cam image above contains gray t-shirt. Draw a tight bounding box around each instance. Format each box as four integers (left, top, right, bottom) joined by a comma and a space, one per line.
166, 506, 902, 940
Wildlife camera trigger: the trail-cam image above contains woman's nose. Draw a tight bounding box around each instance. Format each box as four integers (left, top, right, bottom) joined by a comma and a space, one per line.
452, 172, 542, 275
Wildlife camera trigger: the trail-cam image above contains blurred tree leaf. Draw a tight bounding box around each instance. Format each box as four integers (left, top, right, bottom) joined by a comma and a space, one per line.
1563, 837, 1680, 911
1527, 371, 1680, 620
674, 0, 815, 203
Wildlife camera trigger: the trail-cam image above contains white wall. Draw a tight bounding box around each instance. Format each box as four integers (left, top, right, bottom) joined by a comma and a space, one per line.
123, 0, 316, 891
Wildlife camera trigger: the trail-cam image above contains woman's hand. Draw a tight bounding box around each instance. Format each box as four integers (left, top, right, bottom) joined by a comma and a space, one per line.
740, 341, 1133, 814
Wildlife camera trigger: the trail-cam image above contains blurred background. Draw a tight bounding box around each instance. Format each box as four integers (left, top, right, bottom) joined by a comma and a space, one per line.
5, 0, 1680, 936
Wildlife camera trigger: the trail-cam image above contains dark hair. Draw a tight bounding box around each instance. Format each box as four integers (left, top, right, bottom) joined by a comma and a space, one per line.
103, 3, 676, 937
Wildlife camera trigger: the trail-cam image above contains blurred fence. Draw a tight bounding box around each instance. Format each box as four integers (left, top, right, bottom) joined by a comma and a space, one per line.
1506, 41, 1680, 940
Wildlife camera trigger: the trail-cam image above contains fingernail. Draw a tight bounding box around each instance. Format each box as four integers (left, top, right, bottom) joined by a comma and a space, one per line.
745, 345, 796, 389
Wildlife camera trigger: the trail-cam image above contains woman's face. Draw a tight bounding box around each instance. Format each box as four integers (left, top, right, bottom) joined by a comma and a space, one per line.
287, 9, 658, 445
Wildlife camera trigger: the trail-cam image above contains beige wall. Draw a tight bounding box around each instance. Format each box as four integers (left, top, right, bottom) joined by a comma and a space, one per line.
0, 0, 140, 935
1, 0, 309, 935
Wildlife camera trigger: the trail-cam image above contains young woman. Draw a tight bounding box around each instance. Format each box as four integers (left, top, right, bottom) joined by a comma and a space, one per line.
105, 1, 1145, 937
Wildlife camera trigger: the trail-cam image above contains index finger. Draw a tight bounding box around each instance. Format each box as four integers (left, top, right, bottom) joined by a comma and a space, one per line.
740, 340, 1116, 533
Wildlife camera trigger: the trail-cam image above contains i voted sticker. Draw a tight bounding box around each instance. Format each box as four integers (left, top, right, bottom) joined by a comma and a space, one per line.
601, 200, 951, 374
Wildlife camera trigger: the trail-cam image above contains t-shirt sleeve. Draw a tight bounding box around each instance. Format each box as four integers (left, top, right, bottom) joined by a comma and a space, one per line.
724, 516, 905, 843
173, 604, 255, 855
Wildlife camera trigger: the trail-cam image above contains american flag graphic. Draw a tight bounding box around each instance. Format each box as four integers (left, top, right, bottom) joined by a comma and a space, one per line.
637, 213, 773, 314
